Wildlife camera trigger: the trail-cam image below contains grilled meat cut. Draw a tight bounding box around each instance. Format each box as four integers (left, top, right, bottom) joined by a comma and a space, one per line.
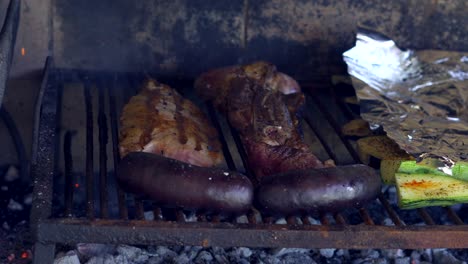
119, 79, 223, 167
195, 61, 325, 179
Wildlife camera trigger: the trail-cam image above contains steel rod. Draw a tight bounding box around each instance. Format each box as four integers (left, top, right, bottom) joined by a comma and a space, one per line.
83, 81, 95, 219
97, 82, 109, 218
108, 76, 128, 219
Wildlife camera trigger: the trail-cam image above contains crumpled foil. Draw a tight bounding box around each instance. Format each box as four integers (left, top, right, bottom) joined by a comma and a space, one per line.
343, 28, 467, 163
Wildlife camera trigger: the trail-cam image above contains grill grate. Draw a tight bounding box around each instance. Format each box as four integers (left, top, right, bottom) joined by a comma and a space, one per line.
30, 59, 468, 262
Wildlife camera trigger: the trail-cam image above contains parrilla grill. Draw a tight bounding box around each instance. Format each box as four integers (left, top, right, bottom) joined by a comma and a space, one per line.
29, 58, 468, 263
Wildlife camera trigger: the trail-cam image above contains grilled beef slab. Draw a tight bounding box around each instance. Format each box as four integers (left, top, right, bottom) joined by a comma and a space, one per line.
195, 61, 325, 179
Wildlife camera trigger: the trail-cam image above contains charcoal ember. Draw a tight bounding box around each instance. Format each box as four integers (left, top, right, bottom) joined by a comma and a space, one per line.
410, 251, 421, 261
381, 249, 405, 259
116, 245, 149, 263
152, 246, 177, 260
271, 248, 311, 257
4, 166, 19, 182
85, 254, 115, 264
360, 249, 380, 259
232, 247, 252, 258
281, 252, 317, 264
433, 248, 467, 264
319, 248, 336, 258
394, 257, 411, 264
335, 249, 350, 258
77, 243, 116, 257
172, 253, 191, 264
54, 250, 80, 264
421, 249, 433, 262
195, 250, 213, 263
7, 199, 23, 211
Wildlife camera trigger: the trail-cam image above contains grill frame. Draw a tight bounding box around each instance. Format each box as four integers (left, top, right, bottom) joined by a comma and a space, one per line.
30, 57, 468, 263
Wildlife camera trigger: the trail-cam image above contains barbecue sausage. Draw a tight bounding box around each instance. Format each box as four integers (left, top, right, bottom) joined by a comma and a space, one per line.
117, 152, 253, 213
256, 164, 381, 215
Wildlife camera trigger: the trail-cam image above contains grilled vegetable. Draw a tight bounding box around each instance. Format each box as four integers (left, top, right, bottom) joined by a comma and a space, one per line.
357, 135, 411, 164
117, 152, 253, 213
453, 161, 468, 181
396, 172, 468, 209
256, 164, 381, 215
341, 119, 372, 137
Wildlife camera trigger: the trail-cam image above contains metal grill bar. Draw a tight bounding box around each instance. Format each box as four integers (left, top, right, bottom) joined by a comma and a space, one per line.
378, 194, 405, 226
417, 208, 435, 225
359, 208, 375, 225
445, 207, 464, 225
97, 81, 109, 219
108, 75, 128, 220
32, 68, 468, 253
63, 131, 74, 217
83, 80, 95, 219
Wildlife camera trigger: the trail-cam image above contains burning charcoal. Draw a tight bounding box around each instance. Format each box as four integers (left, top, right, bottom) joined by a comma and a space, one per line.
23, 193, 32, 205
234, 215, 248, 223
7, 199, 23, 211
4, 166, 19, 182
421, 249, 433, 262
154, 246, 177, 260
2, 221, 10, 230
233, 247, 252, 258
144, 211, 154, 220
275, 218, 287, 224
320, 248, 336, 258
281, 253, 317, 264
382, 249, 405, 259
54, 251, 80, 264
394, 257, 411, 264
172, 253, 191, 264
195, 251, 213, 263
214, 254, 229, 263
116, 245, 149, 263
77, 243, 116, 257
410, 251, 421, 261
335, 249, 349, 258
85, 254, 115, 264
360, 249, 379, 259
433, 249, 466, 264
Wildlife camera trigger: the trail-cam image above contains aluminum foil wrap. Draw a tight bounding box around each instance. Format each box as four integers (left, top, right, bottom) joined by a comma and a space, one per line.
343, 29, 467, 163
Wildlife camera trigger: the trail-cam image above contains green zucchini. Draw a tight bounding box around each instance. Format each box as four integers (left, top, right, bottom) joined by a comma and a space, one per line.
395, 172, 468, 209
453, 162, 468, 182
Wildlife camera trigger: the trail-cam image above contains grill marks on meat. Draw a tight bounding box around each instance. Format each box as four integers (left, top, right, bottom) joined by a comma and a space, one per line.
195, 61, 325, 179
119, 79, 222, 167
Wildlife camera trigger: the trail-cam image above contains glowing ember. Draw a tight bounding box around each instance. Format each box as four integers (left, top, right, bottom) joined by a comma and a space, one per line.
21, 48, 25, 56
75, 183, 80, 188
21, 251, 28, 259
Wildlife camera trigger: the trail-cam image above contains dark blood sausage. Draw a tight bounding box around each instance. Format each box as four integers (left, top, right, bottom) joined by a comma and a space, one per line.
256, 164, 381, 215
117, 152, 254, 213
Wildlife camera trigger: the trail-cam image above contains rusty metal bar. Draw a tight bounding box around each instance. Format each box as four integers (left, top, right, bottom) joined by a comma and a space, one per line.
320, 213, 331, 225
334, 213, 347, 225
417, 208, 435, 225
378, 194, 405, 226
108, 76, 128, 220
97, 82, 109, 219
247, 210, 258, 224
359, 208, 375, 225
38, 219, 468, 249
152, 204, 163, 221
206, 103, 236, 171
83, 81, 95, 220
309, 95, 361, 162
445, 207, 464, 225
286, 216, 297, 225
301, 216, 312, 225
134, 198, 145, 220
63, 131, 74, 217
176, 210, 186, 222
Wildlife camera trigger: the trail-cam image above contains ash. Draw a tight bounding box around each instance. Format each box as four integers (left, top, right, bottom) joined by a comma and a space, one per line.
54, 244, 468, 264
